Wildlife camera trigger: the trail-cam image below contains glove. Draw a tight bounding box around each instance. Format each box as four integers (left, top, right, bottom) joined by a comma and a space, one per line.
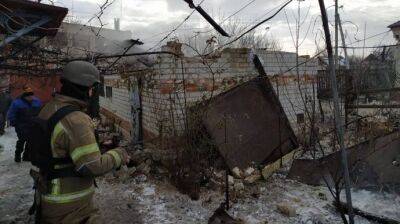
112, 148, 130, 167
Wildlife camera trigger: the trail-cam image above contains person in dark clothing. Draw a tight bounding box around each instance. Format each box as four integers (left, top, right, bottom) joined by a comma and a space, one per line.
0, 89, 12, 135
7, 85, 42, 162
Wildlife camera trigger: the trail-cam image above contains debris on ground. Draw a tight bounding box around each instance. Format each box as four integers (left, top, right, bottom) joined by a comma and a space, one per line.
208, 206, 244, 224
1, 119, 400, 224
277, 203, 297, 217
0, 124, 400, 224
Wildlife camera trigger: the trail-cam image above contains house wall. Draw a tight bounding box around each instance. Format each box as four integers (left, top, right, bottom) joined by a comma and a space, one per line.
394, 46, 400, 86
9, 75, 61, 103
391, 27, 400, 43
390, 26, 400, 87
100, 47, 319, 140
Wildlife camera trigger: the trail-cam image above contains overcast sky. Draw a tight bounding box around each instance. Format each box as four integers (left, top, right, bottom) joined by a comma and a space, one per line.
44, 0, 399, 56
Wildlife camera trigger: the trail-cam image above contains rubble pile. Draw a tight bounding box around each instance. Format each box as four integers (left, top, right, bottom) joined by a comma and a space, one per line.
94, 76, 400, 223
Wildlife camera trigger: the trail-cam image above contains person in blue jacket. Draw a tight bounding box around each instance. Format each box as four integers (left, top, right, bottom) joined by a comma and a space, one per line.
7, 85, 42, 162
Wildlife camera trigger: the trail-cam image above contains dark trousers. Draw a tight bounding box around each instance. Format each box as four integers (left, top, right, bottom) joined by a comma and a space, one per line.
15, 128, 30, 160
0, 112, 6, 134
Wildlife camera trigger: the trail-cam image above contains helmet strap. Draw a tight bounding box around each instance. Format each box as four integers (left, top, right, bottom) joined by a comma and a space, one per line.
60, 79, 90, 102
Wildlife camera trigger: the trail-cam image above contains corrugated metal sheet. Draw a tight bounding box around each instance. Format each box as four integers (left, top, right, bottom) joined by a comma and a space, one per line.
0, 0, 68, 36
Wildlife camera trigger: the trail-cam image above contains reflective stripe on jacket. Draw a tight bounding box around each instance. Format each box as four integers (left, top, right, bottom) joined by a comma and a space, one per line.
38, 94, 122, 223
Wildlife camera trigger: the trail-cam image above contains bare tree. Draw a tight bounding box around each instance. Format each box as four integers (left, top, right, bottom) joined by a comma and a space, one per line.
183, 18, 280, 55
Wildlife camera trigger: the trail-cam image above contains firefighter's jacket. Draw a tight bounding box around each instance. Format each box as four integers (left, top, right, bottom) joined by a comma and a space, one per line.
38, 94, 125, 223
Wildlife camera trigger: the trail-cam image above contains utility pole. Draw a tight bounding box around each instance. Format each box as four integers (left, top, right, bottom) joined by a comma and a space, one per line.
363, 22, 367, 59
337, 9, 351, 124
338, 14, 350, 69
318, 0, 355, 224
335, 0, 339, 70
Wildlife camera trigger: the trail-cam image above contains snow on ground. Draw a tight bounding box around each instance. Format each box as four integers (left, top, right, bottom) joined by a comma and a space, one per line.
348, 189, 400, 221
96, 174, 223, 223
1, 127, 399, 223
0, 128, 34, 224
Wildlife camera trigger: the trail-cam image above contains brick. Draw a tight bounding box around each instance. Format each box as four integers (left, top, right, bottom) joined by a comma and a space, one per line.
100, 49, 321, 137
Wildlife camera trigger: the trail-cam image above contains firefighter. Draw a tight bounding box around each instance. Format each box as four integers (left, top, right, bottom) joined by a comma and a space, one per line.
36, 61, 130, 223
7, 85, 42, 162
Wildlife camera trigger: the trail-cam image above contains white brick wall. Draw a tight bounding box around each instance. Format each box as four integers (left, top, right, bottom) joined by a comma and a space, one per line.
100, 48, 320, 138
100, 76, 132, 122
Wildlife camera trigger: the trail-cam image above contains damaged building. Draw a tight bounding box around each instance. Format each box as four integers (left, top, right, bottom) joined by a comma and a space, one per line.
2, 0, 400, 223
100, 41, 320, 141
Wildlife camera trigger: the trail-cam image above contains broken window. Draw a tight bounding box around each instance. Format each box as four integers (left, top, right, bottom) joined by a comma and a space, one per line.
105, 86, 113, 98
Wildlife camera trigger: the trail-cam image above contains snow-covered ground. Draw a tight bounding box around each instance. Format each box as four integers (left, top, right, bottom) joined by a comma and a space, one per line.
1, 127, 399, 224
0, 128, 33, 224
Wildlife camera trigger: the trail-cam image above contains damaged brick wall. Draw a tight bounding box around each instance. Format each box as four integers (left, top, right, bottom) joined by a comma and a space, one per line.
9, 75, 61, 103
100, 44, 319, 140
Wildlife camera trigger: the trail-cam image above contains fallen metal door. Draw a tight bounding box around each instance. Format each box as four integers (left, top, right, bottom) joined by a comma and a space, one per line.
202, 76, 298, 169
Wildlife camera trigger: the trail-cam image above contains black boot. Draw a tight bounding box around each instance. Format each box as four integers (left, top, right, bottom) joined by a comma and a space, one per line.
22, 152, 31, 162
22, 141, 31, 161
15, 139, 24, 163
15, 152, 21, 163
22, 154, 30, 161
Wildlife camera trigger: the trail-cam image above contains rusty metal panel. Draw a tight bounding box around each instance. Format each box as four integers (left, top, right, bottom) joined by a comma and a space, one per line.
287, 159, 324, 186
288, 131, 400, 191
202, 76, 298, 169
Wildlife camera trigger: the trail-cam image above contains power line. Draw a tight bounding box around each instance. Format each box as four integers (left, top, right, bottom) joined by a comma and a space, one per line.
228, 0, 292, 38
221, 0, 293, 48
222, 0, 257, 22
346, 30, 390, 46
195, 0, 258, 35
339, 43, 400, 49
146, 0, 206, 52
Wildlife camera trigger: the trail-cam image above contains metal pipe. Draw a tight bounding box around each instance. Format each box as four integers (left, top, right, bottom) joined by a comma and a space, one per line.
318, 0, 354, 223
338, 14, 350, 69
183, 0, 230, 37
335, 0, 339, 70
